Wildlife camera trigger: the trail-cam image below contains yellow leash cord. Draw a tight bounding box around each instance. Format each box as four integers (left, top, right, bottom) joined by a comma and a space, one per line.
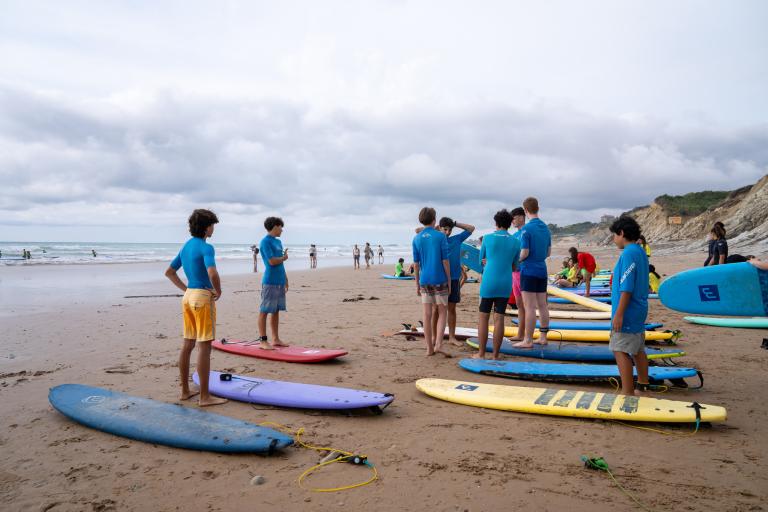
259, 422, 379, 492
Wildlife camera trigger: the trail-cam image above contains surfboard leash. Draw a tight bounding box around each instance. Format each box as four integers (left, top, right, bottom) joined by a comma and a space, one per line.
580, 456, 656, 512
258, 421, 379, 492
610, 403, 703, 437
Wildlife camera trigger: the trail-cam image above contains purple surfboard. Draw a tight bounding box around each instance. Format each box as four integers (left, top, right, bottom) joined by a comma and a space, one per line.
193, 371, 395, 412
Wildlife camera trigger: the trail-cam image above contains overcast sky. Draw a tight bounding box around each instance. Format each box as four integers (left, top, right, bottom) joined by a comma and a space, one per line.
1, 0, 766, 244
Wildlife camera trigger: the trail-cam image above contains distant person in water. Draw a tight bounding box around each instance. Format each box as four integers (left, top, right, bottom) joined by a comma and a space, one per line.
364, 242, 374, 269
92, 249, 97, 257
639, 235, 651, 258
378, 244, 384, 264
569, 247, 597, 297
309, 244, 317, 269
164, 209, 227, 407
648, 264, 661, 293
513, 197, 552, 349
253, 245, 260, 272
608, 215, 650, 396
353, 245, 361, 269
258, 216, 290, 350
412, 206, 451, 357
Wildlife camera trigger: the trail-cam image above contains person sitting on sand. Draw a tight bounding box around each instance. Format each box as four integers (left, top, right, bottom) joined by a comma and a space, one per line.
395, 258, 414, 277
648, 264, 661, 293
608, 215, 650, 396
474, 209, 520, 360
412, 206, 451, 358
569, 247, 597, 297
164, 208, 227, 407
553, 258, 571, 280
258, 216, 290, 350
553, 258, 582, 288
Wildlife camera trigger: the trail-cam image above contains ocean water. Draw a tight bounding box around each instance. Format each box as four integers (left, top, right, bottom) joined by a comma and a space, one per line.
0, 241, 413, 266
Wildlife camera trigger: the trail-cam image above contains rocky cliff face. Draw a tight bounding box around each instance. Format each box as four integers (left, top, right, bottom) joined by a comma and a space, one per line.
586, 174, 768, 253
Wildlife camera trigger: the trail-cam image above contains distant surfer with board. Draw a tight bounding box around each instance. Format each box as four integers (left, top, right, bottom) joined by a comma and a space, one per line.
513, 197, 552, 349
258, 217, 290, 350
608, 215, 651, 396
473, 209, 520, 359
164, 209, 227, 407
412, 207, 452, 357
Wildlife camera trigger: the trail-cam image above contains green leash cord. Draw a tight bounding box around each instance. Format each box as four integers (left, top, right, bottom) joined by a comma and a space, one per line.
581, 456, 657, 512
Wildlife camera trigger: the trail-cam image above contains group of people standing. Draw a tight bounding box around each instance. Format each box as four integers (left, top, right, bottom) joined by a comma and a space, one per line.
353, 243, 384, 269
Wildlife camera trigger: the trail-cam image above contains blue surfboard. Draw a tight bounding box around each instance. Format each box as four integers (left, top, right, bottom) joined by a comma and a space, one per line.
659, 263, 768, 316
460, 242, 483, 274
548, 296, 612, 304
49, 384, 293, 453
511, 319, 663, 331
459, 359, 700, 385
465, 338, 684, 362
381, 273, 414, 280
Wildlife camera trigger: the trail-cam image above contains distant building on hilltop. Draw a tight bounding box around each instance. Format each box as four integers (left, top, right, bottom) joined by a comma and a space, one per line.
600, 214, 616, 224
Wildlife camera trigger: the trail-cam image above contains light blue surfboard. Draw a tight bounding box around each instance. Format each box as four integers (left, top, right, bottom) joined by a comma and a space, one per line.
465, 338, 685, 362
511, 319, 663, 331
659, 263, 768, 316
549, 296, 612, 304
458, 359, 700, 386
460, 242, 483, 274
381, 273, 414, 280
49, 384, 293, 453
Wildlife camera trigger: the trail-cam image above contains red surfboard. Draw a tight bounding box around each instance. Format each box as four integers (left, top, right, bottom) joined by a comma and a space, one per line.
213, 339, 348, 363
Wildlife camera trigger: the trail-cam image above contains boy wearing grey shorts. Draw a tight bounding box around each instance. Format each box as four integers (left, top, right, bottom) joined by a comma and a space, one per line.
608, 216, 650, 395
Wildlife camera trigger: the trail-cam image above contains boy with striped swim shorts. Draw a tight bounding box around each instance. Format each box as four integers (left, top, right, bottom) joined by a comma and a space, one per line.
165, 209, 227, 407
412, 207, 451, 357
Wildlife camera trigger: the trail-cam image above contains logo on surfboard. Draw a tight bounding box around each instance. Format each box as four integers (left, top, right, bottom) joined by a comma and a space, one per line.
455, 384, 478, 391
698, 284, 720, 302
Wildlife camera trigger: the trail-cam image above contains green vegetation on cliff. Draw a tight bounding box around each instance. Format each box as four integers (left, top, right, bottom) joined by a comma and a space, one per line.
654, 190, 729, 217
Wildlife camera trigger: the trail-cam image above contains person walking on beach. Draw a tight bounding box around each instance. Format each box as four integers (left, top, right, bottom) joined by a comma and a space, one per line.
258, 217, 290, 349
353, 245, 361, 269
569, 247, 597, 297
164, 209, 227, 407
309, 244, 317, 269
608, 216, 650, 395
251, 245, 259, 272
513, 197, 552, 349
508, 207, 528, 342
412, 207, 451, 357
364, 242, 374, 269
474, 209, 519, 359
378, 244, 384, 264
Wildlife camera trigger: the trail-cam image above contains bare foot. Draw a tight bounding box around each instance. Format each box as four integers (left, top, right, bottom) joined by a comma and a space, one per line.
272, 339, 289, 347
533, 340, 549, 346
425, 351, 436, 357
512, 341, 534, 349
259, 341, 275, 350
199, 396, 228, 407
435, 348, 453, 358
180, 385, 200, 401
507, 336, 524, 342
471, 353, 486, 359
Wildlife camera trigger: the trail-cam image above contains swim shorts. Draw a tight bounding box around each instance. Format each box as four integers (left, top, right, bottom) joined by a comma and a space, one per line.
420, 282, 449, 305
609, 331, 645, 355
182, 288, 216, 342
512, 270, 522, 297
260, 284, 287, 314
479, 297, 507, 314
520, 275, 547, 293
448, 279, 461, 304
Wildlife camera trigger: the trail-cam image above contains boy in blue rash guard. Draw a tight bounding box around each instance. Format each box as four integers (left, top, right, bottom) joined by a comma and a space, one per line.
474, 209, 520, 359
258, 216, 290, 350
513, 197, 552, 349
508, 207, 527, 342
609, 216, 650, 395
412, 207, 452, 357
418, 217, 476, 346
164, 209, 227, 407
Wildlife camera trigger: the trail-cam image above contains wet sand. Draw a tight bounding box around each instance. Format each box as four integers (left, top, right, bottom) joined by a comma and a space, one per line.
1, 245, 766, 511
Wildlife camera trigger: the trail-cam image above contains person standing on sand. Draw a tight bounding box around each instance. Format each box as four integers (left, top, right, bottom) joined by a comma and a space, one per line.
251, 245, 259, 273
608, 216, 650, 396
508, 207, 528, 342
513, 197, 552, 349
474, 209, 520, 360
412, 207, 452, 358
378, 244, 384, 264
364, 242, 374, 269
164, 209, 227, 407
258, 217, 290, 350
309, 244, 317, 269
353, 245, 361, 269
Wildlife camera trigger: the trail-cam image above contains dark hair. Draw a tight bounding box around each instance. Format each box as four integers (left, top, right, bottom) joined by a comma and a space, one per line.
188, 209, 219, 238
264, 216, 284, 231
493, 209, 513, 229
522, 197, 539, 214
418, 207, 436, 225
439, 217, 454, 229
649, 264, 660, 279
398, 258, 404, 263
639, 235, 647, 244
510, 207, 525, 218
713, 224, 726, 240
568, 247, 578, 259
746, 255, 755, 260
609, 215, 641, 241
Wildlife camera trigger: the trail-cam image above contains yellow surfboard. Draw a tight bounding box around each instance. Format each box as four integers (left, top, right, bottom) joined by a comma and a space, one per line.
415, 379, 726, 423
493, 326, 679, 343
547, 286, 612, 312
508, 309, 612, 320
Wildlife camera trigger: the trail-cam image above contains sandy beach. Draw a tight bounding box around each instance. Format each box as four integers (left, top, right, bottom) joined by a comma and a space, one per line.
1, 244, 767, 512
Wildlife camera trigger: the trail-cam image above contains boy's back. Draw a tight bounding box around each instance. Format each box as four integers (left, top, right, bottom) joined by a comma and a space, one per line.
480, 231, 520, 298
520, 218, 551, 277
611, 243, 649, 333
412, 227, 449, 285
171, 238, 215, 289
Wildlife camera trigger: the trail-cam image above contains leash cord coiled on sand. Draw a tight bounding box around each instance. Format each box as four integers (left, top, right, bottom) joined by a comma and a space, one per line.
258, 421, 379, 492
581, 456, 657, 512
